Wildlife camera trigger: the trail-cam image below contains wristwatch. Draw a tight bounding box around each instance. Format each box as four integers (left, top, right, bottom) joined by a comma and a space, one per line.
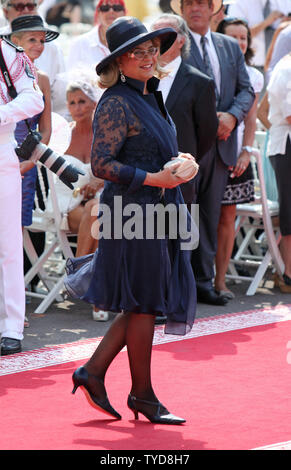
242, 146, 253, 154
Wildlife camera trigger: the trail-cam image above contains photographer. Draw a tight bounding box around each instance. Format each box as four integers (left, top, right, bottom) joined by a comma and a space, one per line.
0, 37, 44, 355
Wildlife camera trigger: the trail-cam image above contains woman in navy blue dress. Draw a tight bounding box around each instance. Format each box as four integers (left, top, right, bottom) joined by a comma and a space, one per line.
66, 17, 198, 424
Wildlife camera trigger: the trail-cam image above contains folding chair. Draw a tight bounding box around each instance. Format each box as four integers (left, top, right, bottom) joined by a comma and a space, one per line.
23, 165, 76, 313
226, 131, 284, 295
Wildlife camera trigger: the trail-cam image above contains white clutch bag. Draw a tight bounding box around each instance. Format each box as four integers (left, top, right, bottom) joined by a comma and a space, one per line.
163, 156, 199, 181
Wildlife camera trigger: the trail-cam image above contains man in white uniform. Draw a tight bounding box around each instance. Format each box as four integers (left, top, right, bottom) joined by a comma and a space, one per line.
0, 37, 44, 355
0, 0, 67, 116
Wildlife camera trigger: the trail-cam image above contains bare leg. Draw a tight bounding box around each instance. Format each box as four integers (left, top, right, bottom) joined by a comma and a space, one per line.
215, 204, 237, 292
75, 199, 99, 257
67, 205, 83, 234
280, 235, 291, 278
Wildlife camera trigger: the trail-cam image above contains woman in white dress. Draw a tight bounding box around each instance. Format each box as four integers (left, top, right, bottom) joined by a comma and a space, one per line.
54, 75, 107, 320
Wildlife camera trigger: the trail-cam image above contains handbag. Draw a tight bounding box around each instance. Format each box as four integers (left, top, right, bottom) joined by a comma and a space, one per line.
163, 155, 199, 181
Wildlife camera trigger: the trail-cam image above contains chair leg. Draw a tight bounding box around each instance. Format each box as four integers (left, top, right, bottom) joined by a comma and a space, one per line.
33, 275, 66, 314
246, 250, 272, 295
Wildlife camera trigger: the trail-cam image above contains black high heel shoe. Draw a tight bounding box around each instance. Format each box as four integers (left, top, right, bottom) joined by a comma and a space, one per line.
72, 366, 121, 420
127, 394, 186, 425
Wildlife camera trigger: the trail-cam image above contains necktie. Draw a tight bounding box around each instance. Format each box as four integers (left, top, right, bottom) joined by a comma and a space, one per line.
263, 0, 273, 50
200, 35, 219, 104
263, 0, 271, 18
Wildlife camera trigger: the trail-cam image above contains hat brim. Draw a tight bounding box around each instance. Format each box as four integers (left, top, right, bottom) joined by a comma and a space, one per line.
8, 26, 59, 42
96, 27, 177, 75
170, 0, 223, 16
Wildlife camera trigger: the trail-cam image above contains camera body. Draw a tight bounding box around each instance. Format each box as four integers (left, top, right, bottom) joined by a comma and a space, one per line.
16, 129, 84, 189
16, 128, 42, 158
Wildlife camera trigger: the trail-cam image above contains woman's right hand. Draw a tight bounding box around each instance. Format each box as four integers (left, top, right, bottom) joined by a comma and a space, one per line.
144, 162, 183, 189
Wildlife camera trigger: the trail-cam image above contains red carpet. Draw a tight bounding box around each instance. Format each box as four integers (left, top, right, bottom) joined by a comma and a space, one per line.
1, 308, 291, 450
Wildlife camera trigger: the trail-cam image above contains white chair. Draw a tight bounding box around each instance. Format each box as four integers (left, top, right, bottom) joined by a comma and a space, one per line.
23, 112, 77, 313
23, 166, 76, 313
226, 131, 284, 295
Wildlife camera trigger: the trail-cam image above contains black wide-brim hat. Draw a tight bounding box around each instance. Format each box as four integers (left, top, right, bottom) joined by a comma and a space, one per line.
8, 15, 59, 42
96, 16, 177, 75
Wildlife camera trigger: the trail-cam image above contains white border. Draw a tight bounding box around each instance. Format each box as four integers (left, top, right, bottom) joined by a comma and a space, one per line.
253, 440, 291, 450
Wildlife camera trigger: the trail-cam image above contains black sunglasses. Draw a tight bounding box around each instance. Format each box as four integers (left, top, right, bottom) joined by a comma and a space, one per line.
98, 4, 125, 12
7, 2, 37, 12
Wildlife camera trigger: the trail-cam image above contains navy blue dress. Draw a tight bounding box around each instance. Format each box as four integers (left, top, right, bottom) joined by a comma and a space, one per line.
65, 76, 197, 335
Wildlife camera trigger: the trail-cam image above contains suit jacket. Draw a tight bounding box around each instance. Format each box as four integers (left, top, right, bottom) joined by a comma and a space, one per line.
166, 60, 218, 160
185, 31, 255, 167
165, 60, 218, 204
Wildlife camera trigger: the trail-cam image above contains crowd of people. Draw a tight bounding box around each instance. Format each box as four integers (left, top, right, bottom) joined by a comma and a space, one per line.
0, 0, 290, 375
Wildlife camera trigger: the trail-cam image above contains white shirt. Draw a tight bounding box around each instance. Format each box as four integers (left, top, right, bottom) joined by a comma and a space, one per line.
0, 24, 66, 116
237, 66, 264, 155
267, 55, 291, 156
37, 0, 58, 19
66, 25, 110, 70
267, 23, 291, 81
228, 0, 291, 66
270, 0, 291, 22
228, 0, 267, 67
189, 28, 221, 94
158, 55, 181, 102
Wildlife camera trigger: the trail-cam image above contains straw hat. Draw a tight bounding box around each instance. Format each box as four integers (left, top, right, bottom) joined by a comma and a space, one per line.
170, 0, 223, 16
8, 15, 59, 42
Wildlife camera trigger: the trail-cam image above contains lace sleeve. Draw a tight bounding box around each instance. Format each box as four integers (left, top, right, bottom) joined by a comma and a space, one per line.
91, 96, 145, 187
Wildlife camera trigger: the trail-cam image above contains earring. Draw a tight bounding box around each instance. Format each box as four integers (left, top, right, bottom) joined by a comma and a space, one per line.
120, 70, 126, 83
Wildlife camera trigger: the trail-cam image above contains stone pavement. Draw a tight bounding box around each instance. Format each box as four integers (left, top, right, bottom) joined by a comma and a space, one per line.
22, 272, 291, 353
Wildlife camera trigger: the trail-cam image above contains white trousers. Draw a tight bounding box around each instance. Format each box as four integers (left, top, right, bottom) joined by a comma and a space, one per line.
0, 142, 25, 340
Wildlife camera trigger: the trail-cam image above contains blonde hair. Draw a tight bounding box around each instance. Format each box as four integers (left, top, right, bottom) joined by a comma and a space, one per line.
98, 61, 120, 89
98, 38, 169, 89
10, 31, 25, 43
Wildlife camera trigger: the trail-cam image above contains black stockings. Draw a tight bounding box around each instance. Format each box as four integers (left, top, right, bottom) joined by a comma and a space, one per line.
84, 312, 157, 402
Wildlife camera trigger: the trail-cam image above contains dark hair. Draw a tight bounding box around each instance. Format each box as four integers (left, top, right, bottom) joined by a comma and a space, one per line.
180, 0, 213, 7
216, 17, 254, 65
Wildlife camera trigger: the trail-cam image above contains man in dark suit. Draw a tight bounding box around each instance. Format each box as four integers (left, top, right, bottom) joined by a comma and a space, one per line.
151, 13, 218, 206
170, 0, 255, 305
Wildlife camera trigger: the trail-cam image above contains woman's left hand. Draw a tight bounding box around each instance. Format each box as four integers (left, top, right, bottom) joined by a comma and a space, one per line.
230, 151, 250, 178
81, 180, 104, 200
20, 161, 35, 175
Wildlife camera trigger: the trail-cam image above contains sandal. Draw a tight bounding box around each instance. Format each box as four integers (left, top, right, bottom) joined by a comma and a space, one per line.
92, 308, 109, 321
273, 273, 291, 293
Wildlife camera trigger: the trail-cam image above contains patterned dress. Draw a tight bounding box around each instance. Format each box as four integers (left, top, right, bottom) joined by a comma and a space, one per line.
222, 65, 264, 205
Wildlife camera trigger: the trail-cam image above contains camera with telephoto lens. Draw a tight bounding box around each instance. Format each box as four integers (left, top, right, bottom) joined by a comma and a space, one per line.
16, 129, 84, 189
